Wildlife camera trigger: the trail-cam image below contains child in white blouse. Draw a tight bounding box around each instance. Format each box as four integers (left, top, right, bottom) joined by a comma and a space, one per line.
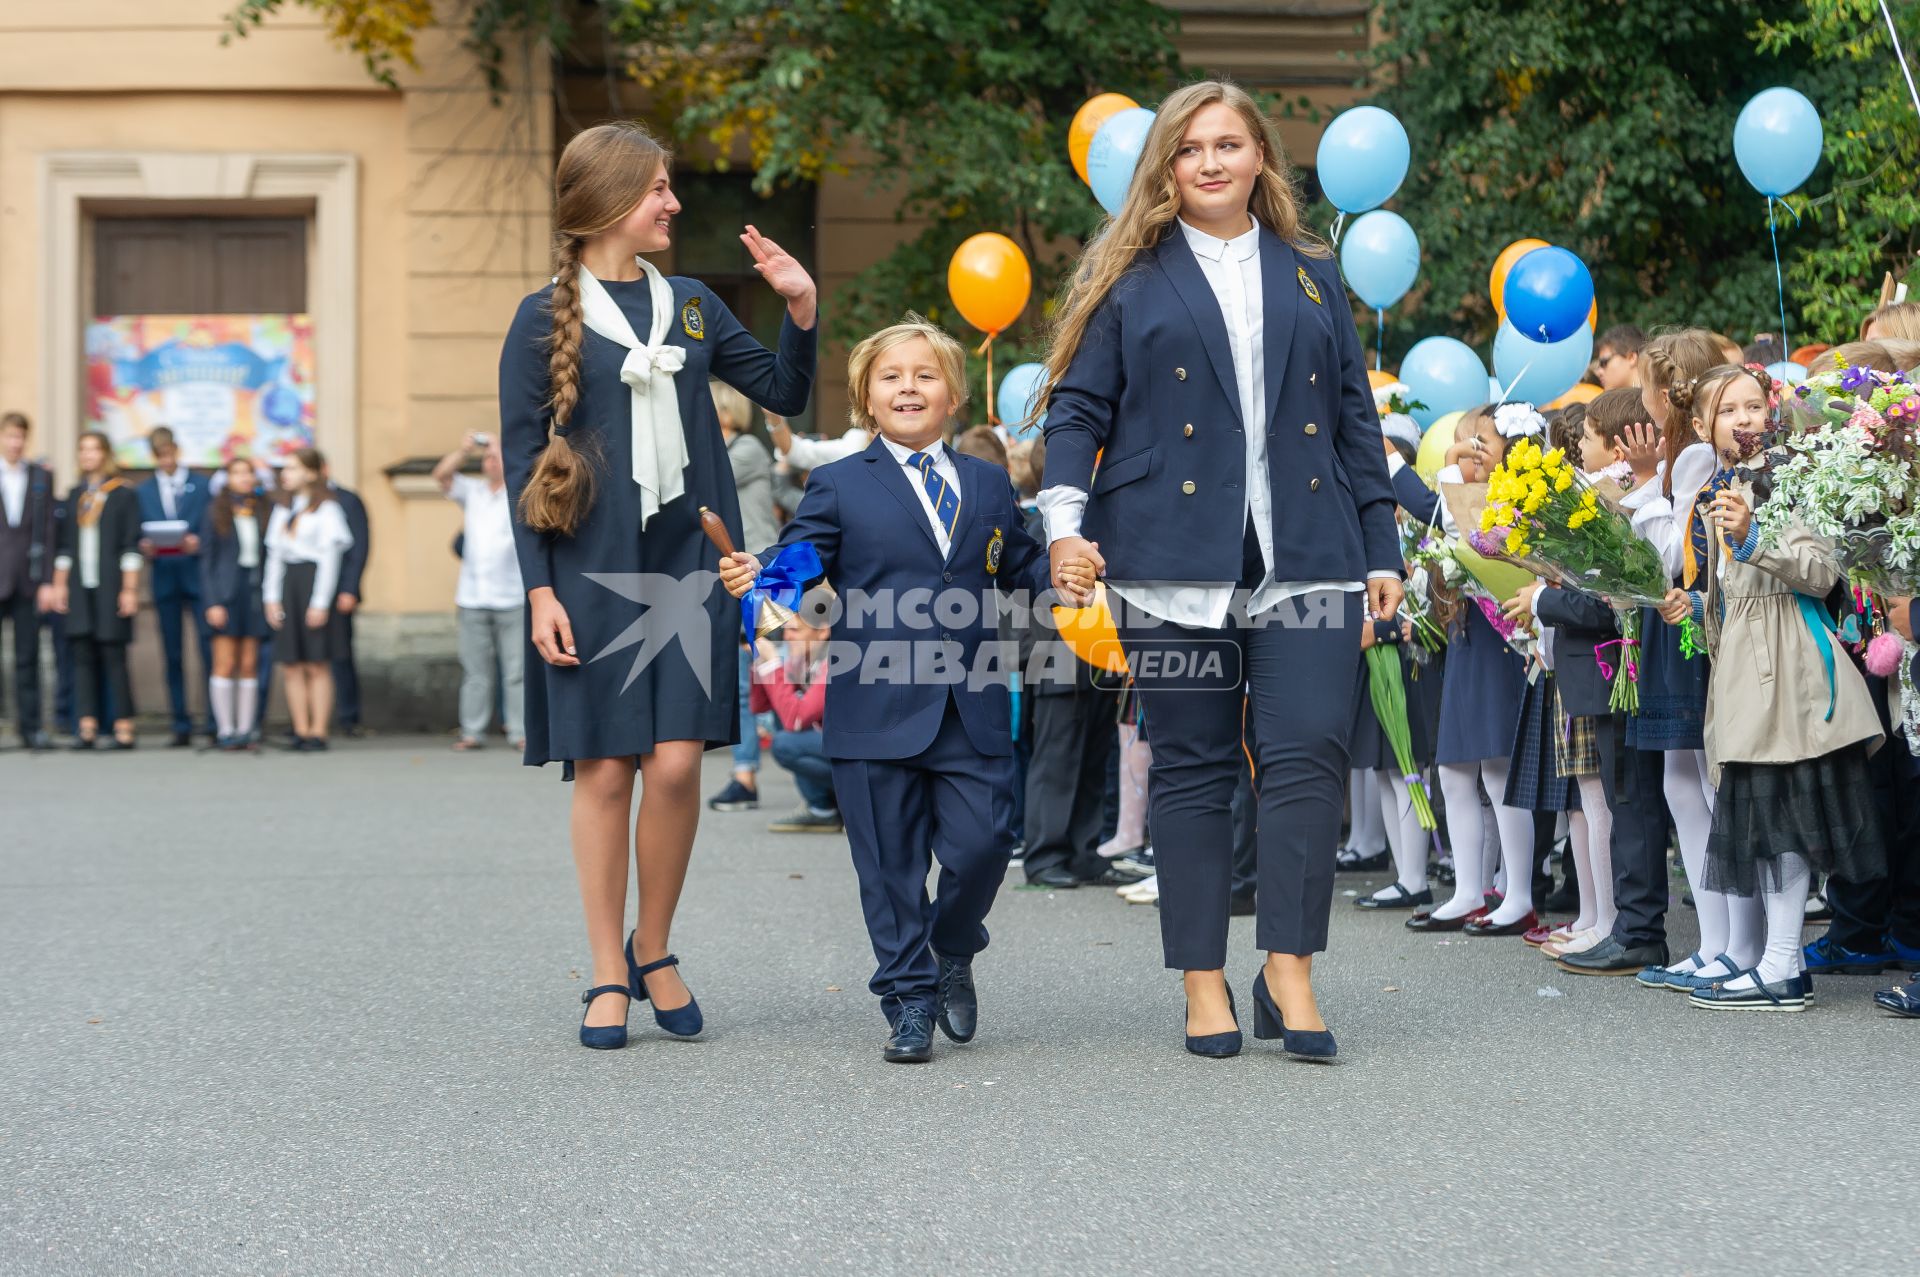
263, 448, 354, 751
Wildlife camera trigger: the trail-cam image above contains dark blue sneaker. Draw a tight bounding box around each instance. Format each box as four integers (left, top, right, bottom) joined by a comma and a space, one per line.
1888, 938, 1920, 970
1802, 935, 1895, 974
707, 778, 759, 811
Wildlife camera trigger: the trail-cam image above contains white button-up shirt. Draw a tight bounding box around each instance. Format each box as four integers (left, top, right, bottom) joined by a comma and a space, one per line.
152, 466, 187, 521
448, 475, 525, 610
0, 458, 26, 527
1037, 219, 1373, 628
880, 435, 961, 560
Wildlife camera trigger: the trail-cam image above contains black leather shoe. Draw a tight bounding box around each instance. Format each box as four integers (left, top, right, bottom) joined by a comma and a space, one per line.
1026, 865, 1080, 889
1075, 867, 1139, 888
884, 1005, 934, 1063
1557, 935, 1669, 975
934, 951, 977, 1043
168, 731, 192, 748
1873, 981, 1920, 1017
1357, 883, 1432, 910
1335, 846, 1390, 873
22, 730, 52, 752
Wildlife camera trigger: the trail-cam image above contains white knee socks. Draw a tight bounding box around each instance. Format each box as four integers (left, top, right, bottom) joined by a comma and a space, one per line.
1478, 756, 1537, 925
235, 678, 259, 739
1663, 749, 1724, 974
1098, 723, 1150, 858
1722, 853, 1811, 991
1370, 770, 1430, 899
210, 677, 236, 738
1348, 768, 1385, 853
1575, 775, 1616, 938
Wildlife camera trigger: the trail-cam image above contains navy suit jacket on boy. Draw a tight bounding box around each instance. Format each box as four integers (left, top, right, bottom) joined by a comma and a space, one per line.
136, 469, 211, 601
759, 436, 1050, 762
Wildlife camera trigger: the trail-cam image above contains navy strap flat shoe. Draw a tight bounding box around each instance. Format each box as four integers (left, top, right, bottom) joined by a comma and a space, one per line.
579, 984, 631, 1050
1252, 970, 1337, 1061
1184, 983, 1241, 1058
629, 946, 704, 1038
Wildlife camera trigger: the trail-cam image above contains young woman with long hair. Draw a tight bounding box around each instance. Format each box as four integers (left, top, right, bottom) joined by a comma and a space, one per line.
262, 448, 353, 752
201, 455, 272, 750
1038, 80, 1404, 1059
49, 430, 142, 749
499, 121, 817, 1050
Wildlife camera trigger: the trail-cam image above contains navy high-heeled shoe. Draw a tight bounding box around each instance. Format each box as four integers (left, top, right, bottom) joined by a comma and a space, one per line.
627, 933, 703, 1038
1184, 982, 1241, 1058
1252, 970, 1337, 1061
579, 984, 631, 1050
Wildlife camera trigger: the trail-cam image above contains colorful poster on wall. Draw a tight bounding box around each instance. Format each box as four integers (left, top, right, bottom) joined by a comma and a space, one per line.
85, 313, 316, 469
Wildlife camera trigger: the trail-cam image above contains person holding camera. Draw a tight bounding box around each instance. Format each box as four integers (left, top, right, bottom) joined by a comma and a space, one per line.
434, 431, 525, 751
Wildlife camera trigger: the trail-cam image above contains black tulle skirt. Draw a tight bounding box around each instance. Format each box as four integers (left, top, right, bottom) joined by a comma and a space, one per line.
1704, 743, 1886, 895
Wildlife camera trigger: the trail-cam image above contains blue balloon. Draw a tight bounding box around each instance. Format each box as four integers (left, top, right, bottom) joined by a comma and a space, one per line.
1316, 106, 1410, 214
1735, 88, 1823, 197
1766, 360, 1810, 386
1400, 336, 1488, 428
1339, 210, 1420, 310
1504, 246, 1594, 344
1086, 107, 1156, 215
1493, 321, 1593, 406
1488, 375, 1504, 401
996, 362, 1048, 437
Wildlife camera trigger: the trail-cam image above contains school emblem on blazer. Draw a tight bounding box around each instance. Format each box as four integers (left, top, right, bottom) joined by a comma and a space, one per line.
680, 297, 705, 341
985, 527, 1004, 575
1298, 267, 1322, 305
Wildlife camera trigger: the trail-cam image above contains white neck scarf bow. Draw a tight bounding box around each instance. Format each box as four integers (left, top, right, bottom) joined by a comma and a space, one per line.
576, 256, 688, 527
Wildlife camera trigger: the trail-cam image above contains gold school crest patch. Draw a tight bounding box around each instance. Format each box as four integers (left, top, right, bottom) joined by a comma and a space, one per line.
985, 527, 1004, 575
681, 297, 705, 340
1298, 267, 1322, 305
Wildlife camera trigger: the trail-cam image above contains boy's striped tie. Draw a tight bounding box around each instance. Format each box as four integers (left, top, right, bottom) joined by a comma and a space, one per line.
907, 450, 961, 543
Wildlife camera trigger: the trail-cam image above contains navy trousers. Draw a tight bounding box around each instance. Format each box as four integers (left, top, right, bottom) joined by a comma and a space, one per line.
831, 695, 1015, 1024
154, 589, 213, 735
1607, 723, 1674, 950
1119, 579, 1363, 969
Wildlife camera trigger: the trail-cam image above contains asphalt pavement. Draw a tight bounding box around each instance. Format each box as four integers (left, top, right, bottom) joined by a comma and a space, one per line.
2, 737, 1913, 1274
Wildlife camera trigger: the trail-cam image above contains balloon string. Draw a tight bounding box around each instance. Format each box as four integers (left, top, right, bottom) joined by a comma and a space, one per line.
977, 331, 999, 424
1495, 359, 1533, 408
1882, 0, 1920, 122
1330, 211, 1346, 247
1376, 308, 1385, 372
1767, 197, 1791, 353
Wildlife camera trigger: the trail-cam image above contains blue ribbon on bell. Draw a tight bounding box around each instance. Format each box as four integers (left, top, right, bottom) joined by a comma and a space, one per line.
743, 541, 823, 637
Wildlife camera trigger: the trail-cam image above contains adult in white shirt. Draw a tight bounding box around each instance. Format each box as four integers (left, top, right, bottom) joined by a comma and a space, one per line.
1037, 83, 1403, 1060
262, 448, 354, 751
433, 432, 525, 750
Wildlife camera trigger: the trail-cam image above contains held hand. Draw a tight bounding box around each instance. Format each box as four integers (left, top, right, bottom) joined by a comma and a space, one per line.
719, 551, 759, 600
49, 585, 68, 615
336, 592, 358, 615
1049, 537, 1105, 606
741, 225, 817, 325
529, 587, 579, 666
265, 602, 285, 630
1367, 576, 1404, 622
182, 533, 201, 555
765, 412, 793, 455
1710, 489, 1751, 544
305, 607, 328, 630
1502, 581, 1543, 625
36, 584, 56, 615
1891, 596, 1915, 642
1659, 587, 1692, 626
138, 537, 156, 557
117, 588, 138, 619
1620, 422, 1661, 483
1400, 617, 1415, 644
205, 605, 229, 630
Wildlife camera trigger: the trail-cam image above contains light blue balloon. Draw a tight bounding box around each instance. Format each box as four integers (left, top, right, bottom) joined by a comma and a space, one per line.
1488, 375, 1504, 401
996, 362, 1049, 438
1339, 210, 1420, 310
1400, 336, 1488, 427
1086, 107, 1156, 215
1766, 359, 1810, 386
1735, 87, 1823, 197
1316, 106, 1410, 214
1493, 321, 1593, 406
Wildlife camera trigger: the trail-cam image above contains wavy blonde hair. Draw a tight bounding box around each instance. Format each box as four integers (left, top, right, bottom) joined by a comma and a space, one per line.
1037, 80, 1325, 417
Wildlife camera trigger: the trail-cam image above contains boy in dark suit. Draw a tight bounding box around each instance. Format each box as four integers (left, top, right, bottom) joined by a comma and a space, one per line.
135, 427, 213, 745
0, 412, 57, 749
321, 464, 370, 735
722, 316, 1090, 1062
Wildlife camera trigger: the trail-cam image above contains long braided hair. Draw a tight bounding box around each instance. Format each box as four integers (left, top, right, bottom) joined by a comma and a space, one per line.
1637, 329, 1723, 498
518, 121, 672, 536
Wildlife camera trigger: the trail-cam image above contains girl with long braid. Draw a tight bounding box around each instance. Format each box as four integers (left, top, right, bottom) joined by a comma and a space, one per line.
500, 122, 817, 1050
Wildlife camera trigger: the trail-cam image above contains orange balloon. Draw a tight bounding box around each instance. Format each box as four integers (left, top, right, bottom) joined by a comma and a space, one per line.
1051, 581, 1128, 674
1367, 368, 1399, 390
1546, 382, 1603, 409
948, 233, 1032, 336
1588, 299, 1598, 330
1068, 92, 1139, 185
1490, 237, 1550, 323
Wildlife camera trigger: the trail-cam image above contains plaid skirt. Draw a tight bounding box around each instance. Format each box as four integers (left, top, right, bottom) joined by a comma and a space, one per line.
1554, 685, 1601, 779
1504, 669, 1581, 811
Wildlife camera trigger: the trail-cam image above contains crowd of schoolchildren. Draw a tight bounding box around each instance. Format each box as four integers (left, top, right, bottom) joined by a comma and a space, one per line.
708, 305, 1920, 1021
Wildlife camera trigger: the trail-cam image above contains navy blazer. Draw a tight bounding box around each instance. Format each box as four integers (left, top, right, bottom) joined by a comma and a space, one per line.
332, 485, 370, 601
136, 469, 211, 600
759, 437, 1050, 761
1042, 225, 1401, 583
197, 494, 270, 605
1533, 584, 1618, 718
0, 460, 57, 597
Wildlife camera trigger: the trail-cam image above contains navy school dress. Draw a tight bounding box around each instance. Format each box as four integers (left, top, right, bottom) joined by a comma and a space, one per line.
500, 275, 816, 769
1434, 601, 1527, 767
